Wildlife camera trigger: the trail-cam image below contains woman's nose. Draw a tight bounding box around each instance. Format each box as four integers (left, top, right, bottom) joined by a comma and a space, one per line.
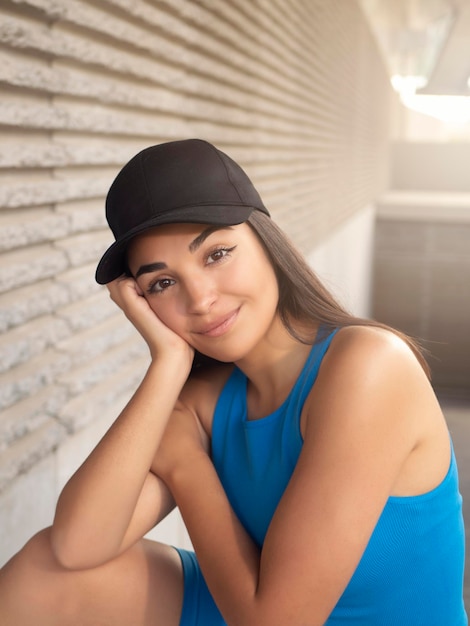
184, 278, 217, 314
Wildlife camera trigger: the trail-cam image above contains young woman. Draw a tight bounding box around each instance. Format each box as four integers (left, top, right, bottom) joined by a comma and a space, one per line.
0, 139, 466, 625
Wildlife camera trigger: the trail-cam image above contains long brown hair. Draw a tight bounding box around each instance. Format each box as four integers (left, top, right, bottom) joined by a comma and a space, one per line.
246, 211, 431, 379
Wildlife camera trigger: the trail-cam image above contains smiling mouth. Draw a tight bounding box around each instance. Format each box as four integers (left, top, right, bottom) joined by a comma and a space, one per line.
196, 309, 240, 338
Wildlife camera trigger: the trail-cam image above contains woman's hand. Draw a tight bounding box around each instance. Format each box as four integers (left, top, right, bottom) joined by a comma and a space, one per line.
107, 276, 194, 369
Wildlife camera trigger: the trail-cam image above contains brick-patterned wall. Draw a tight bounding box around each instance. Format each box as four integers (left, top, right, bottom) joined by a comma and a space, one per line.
0, 0, 392, 549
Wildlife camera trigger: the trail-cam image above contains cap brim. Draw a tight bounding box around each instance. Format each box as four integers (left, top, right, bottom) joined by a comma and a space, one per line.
95, 203, 255, 284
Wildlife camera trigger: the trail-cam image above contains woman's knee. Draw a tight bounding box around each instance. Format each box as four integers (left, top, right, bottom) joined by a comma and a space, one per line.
1, 530, 184, 626
0, 527, 79, 623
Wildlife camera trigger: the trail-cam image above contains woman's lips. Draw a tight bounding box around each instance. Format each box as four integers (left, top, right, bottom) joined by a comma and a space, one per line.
196, 309, 239, 338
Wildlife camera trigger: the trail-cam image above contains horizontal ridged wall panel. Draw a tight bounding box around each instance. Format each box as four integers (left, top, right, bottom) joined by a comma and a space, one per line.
0, 0, 392, 490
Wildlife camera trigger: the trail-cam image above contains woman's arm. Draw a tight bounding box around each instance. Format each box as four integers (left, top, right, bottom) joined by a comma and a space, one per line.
162, 328, 434, 626
50, 277, 195, 570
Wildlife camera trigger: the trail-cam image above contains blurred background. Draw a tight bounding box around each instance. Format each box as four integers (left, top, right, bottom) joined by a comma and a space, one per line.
0, 0, 469, 600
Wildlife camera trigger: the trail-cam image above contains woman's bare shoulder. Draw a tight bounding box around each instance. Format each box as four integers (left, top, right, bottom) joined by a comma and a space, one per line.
309, 324, 433, 425
326, 324, 425, 376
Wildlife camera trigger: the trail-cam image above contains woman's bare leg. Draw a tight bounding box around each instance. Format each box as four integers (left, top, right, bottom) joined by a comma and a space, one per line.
0, 527, 184, 626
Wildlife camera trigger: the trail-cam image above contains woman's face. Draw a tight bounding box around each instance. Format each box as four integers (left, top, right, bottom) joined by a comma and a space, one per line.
126, 222, 281, 363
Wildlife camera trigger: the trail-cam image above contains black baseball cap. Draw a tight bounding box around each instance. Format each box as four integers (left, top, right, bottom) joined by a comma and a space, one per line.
95, 139, 270, 284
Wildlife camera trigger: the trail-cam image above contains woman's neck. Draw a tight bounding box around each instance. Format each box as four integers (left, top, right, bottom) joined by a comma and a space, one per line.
235, 319, 319, 420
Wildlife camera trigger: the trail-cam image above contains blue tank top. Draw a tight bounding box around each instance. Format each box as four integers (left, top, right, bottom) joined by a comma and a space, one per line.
211, 329, 467, 625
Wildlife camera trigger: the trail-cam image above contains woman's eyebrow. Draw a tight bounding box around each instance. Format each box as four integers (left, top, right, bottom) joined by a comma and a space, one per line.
188, 226, 233, 253
135, 261, 167, 278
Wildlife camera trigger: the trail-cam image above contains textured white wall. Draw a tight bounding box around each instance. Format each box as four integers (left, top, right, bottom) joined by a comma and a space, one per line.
0, 0, 392, 564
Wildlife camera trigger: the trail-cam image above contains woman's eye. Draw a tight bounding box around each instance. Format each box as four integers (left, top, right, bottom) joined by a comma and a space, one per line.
207, 246, 235, 264
147, 277, 175, 294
